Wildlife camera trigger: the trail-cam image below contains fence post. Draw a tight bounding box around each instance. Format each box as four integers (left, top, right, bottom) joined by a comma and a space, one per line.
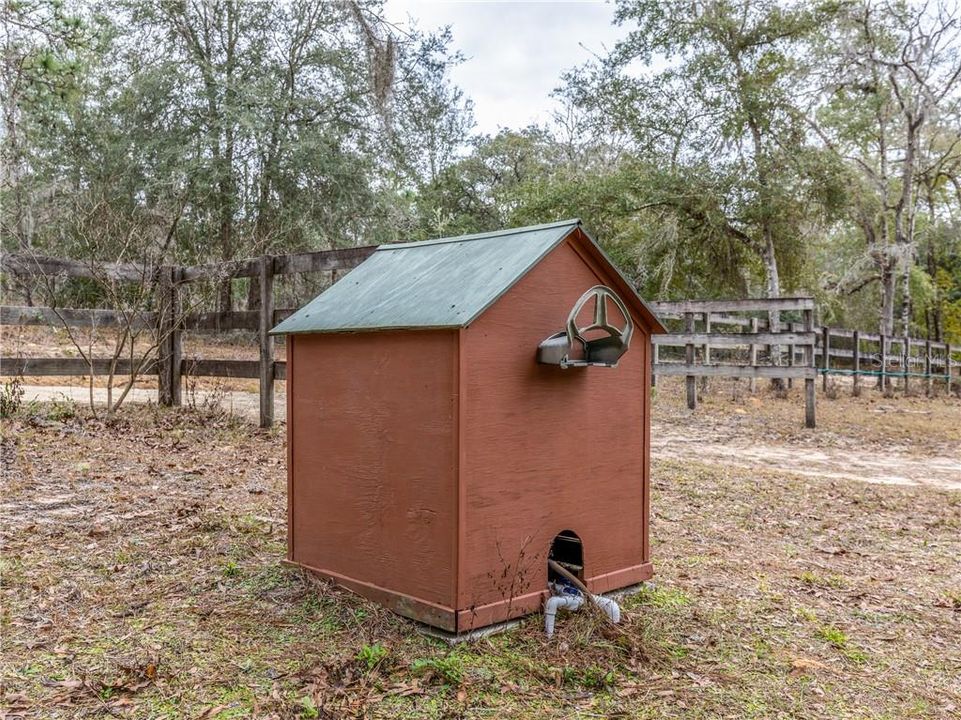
651, 340, 658, 388
699, 312, 711, 395
749, 317, 758, 393
948, 343, 954, 396
170, 266, 182, 406
925, 340, 932, 396
804, 309, 815, 428
852, 330, 860, 396
821, 326, 830, 392
156, 265, 174, 406
258, 255, 275, 428
902, 335, 910, 394
788, 321, 796, 389
878, 334, 887, 391
685, 311, 696, 410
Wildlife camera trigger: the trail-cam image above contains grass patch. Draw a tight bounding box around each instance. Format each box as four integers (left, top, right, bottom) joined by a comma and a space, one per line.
1, 397, 958, 718
626, 584, 692, 609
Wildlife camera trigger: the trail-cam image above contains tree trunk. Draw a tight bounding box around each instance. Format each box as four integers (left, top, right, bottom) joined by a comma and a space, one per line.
925, 193, 942, 341
900, 254, 912, 336
218, 278, 232, 315
763, 231, 784, 389
879, 255, 896, 336
247, 274, 261, 311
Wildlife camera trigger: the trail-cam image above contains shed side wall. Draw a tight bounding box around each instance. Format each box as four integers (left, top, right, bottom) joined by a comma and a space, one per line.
289, 330, 457, 612
459, 238, 650, 628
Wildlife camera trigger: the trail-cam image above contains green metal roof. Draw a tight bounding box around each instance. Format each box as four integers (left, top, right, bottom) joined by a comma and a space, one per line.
270, 220, 583, 334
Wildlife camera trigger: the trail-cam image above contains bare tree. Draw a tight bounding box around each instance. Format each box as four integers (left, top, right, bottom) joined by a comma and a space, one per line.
815, 0, 961, 336
21, 196, 194, 416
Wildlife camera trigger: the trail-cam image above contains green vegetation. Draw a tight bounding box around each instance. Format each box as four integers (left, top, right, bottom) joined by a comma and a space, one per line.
410, 655, 465, 686
3, 1, 959, 342
357, 643, 389, 671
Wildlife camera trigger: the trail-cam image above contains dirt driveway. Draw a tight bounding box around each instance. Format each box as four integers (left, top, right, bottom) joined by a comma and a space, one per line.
22, 383, 961, 491
649, 422, 961, 490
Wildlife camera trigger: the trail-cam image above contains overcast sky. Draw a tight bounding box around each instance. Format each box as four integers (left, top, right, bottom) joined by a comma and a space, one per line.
384, 1, 627, 135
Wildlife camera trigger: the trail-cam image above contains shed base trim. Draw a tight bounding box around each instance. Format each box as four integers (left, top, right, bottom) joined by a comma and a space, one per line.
283, 560, 653, 634
282, 560, 457, 632
457, 562, 654, 632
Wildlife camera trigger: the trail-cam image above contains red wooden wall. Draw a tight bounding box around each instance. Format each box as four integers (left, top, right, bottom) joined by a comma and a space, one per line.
285, 229, 654, 633
287, 330, 459, 629
457, 233, 652, 630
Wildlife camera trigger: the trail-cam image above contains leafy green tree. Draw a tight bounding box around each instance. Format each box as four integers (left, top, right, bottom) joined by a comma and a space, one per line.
560, 0, 844, 335
1, 0, 89, 302
2, 0, 470, 312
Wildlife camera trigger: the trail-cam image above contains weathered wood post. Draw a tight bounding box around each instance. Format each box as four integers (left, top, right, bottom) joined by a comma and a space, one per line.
821, 326, 830, 392
787, 321, 796, 389
878, 334, 887, 391
156, 265, 175, 406
947, 343, 954, 395
685, 311, 696, 410
170, 266, 182, 406
651, 340, 658, 388
804, 308, 815, 428
699, 311, 711, 395
902, 335, 910, 394
925, 340, 932, 396
258, 255, 275, 428
749, 317, 759, 393
852, 330, 860, 396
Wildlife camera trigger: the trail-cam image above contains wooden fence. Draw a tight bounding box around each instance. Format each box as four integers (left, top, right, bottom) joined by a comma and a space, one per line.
1, 247, 374, 427
649, 298, 819, 427
649, 301, 958, 427
2, 249, 958, 429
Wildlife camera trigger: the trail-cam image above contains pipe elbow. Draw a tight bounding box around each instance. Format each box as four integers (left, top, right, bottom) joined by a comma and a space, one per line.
592, 595, 621, 624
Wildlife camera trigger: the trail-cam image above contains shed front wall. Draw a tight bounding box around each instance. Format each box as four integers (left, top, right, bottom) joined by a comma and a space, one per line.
458, 237, 651, 630
288, 330, 458, 628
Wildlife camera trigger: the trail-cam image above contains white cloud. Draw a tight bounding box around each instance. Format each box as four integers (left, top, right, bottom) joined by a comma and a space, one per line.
384, 1, 627, 135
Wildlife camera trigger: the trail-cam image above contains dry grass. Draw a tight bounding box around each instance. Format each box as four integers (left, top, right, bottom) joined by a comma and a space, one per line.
1, 390, 960, 718
653, 376, 961, 455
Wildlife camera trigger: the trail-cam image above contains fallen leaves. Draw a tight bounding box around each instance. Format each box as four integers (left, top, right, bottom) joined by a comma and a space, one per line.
2, 393, 960, 719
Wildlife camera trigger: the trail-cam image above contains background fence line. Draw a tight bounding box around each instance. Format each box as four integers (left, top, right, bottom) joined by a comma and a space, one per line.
2, 248, 958, 428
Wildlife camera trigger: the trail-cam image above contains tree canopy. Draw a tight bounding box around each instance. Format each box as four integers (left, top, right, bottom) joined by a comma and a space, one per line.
2, 0, 960, 340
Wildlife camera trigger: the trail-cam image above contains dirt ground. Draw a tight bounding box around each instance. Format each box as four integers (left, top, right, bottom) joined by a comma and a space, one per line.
1, 374, 960, 718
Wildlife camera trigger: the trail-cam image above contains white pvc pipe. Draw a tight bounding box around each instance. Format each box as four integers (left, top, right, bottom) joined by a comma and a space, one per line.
544, 592, 621, 637
544, 595, 583, 638
593, 594, 621, 624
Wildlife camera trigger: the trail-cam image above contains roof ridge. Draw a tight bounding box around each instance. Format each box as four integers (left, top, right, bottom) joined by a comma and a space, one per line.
379, 218, 580, 251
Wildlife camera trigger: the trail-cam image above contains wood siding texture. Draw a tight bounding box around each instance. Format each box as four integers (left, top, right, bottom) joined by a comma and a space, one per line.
288, 330, 458, 617
458, 235, 651, 629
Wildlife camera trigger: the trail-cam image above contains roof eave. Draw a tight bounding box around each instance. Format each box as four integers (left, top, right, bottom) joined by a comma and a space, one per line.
571, 226, 668, 334
270, 324, 463, 336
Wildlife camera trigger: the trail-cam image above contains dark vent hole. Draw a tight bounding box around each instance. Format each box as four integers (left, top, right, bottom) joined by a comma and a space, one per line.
548, 530, 583, 582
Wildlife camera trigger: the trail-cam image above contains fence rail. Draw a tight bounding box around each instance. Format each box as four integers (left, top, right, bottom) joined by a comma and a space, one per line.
648, 298, 819, 426
3, 248, 959, 428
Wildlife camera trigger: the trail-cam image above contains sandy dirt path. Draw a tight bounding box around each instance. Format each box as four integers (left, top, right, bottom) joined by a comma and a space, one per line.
648, 424, 961, 491
20, 385, 961, 491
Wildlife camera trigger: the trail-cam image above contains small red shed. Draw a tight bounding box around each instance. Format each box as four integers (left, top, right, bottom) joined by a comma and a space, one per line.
271, 220, 665, 633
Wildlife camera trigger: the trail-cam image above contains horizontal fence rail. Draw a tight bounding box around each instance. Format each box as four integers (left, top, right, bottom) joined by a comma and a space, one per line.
0, 252, 153, 283
3, 247, 959, 428
651, 297, 815, 314
0, 357, 288, 380
648, 298, 820, 426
